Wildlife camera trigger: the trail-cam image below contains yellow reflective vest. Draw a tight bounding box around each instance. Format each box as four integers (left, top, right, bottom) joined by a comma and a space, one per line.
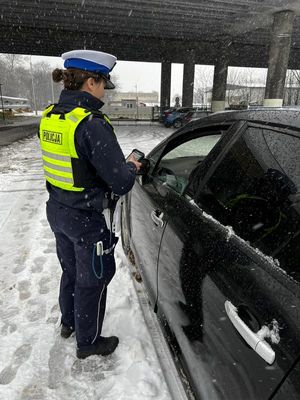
39, 105, 112, 192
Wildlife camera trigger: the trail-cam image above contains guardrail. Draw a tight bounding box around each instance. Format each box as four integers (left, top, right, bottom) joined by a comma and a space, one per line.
0, 119, 39, 146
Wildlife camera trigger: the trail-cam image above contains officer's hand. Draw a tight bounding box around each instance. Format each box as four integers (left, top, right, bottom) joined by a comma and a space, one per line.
127, 154, 142, 172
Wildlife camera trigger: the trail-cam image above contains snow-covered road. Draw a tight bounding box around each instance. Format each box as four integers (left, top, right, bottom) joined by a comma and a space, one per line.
0, 124, 174, 400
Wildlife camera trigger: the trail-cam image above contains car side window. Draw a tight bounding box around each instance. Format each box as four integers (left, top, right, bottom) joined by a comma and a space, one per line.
153, 133, 222, 194
196, 125, 300, 279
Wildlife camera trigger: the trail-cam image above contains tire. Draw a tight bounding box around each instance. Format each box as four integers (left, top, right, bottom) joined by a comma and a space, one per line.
173, 119, 182, 128
120, 202, 137, 267
120, 202, 130, 256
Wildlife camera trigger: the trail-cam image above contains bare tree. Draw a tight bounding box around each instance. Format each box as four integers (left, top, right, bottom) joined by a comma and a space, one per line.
0, 54, 31, 97
293, 70, 300, 105
32, 61, 59, 108
2, 54, 23, 71
0, 54, 63, 109
227, 67, 267, 106
194, 66, 214, 105
284, 70, 300, 105
103, 72, 120, 104
227, 68, 241, 105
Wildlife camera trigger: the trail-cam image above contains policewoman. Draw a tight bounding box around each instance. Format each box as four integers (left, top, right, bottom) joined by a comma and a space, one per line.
39, 50, 141, 359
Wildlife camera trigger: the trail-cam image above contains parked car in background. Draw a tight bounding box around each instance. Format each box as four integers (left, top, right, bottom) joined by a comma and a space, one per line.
180, 110, 211, 127
164, 107, 210, 128
121, 109, 300, 400
160, 107, 177, 124
163, 107, 196, 127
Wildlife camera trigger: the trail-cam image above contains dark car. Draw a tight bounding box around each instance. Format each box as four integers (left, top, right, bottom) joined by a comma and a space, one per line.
180, 110, 211, 127
164, 108, 210, 128
160, 107, 177, 125
121, 109, 300, 400
163, 107, 196, 128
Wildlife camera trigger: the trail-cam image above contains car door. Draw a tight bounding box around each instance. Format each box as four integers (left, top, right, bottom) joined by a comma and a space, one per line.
156, 123, 300, 399
129, 122, 233, 306
129, 169, 168, 303
272, 357, 300, 400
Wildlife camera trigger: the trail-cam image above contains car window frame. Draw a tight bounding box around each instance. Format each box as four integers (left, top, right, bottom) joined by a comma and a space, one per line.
182, 120, 247, 199
191, 121, 300, 274
190, 121, 280, 206
145, 121, 232, 172
148, 123, 234, 194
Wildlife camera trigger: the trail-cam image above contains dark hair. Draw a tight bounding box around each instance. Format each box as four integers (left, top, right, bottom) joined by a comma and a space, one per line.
52, 68, 103, 90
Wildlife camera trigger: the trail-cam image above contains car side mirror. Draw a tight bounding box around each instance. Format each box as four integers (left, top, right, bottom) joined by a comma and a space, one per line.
136, 158, 150, 176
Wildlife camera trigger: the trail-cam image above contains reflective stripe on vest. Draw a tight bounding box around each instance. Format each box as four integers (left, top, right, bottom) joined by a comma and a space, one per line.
39, 106, 92, 191
44, 170, 74, 184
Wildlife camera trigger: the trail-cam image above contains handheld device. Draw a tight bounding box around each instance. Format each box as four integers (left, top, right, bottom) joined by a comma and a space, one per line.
129, 149, 145, 161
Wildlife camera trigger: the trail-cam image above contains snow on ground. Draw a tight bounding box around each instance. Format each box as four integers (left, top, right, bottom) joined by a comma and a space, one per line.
0, 124, 174, 400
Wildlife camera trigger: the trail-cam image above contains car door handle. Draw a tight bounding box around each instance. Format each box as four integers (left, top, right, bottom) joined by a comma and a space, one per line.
151, 210, 164, 227
225, 300, 275, 365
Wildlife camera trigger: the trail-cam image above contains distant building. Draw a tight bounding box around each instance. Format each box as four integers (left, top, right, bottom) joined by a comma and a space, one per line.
121, 99, 137, 108
101, 91, 159, 120
203, 84, 300, 107
107, 91, 159, 107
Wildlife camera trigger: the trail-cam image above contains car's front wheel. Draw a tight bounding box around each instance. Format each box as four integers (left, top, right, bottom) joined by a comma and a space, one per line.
120, 201, 139, 278
120, 202, 130, 255
173, 119, 182, 128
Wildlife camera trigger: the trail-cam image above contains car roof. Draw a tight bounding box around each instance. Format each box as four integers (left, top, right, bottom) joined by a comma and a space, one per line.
191, 108, 300, 130
176, 107, 195, 111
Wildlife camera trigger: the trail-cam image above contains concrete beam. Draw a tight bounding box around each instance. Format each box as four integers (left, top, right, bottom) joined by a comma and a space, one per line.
1, 25, 300, 69
160, 62, 171, 110
264, 10, 295, 107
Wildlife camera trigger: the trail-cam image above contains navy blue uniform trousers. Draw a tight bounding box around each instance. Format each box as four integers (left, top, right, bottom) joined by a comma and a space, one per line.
46, 200, 117, 348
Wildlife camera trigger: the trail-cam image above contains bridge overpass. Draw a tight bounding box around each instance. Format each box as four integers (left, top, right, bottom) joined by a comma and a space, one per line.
1, 0, 300, 111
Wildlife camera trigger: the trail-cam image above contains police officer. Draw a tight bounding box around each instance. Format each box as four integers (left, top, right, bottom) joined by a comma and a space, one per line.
39, 49, 141, 359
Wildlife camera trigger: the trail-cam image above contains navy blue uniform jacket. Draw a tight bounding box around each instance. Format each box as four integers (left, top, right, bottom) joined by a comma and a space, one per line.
43, 90, 137, 211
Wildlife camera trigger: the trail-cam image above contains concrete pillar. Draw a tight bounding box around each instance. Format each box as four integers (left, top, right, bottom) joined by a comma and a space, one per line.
211, 59, 228, 113
182, 62, 195, 107
160, 61, 171, 111
264, 10, 295, 107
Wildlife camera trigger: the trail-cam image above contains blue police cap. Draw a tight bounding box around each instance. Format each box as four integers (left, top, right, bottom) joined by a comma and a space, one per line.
61, 49, 117, 89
